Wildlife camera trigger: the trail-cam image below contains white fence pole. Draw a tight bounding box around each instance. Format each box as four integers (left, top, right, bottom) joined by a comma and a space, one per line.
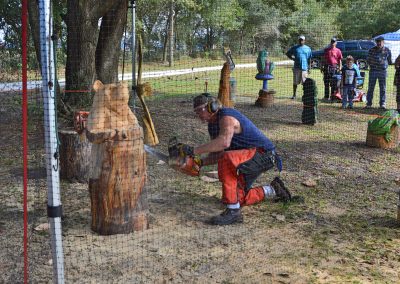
38, 1, 65, 283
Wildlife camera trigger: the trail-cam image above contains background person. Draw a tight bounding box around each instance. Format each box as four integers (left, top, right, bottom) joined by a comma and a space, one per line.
394, 54, 400, 113
340, 56, 358, 109
322, 37, 343, 99
286, 35, 312, 99
180, 94, 291, 226
366, 36, 392, 109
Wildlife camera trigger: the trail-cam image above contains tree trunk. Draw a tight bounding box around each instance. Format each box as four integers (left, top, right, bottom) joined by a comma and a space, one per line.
64, 0, 123, 107
96, 0, 128, 84
58, 128, 92, 183
87, 127, 148, 235
168, 1, 174, 67
27, 1, 41, 71
65, 1, 98, 106
162, 18, 170, 63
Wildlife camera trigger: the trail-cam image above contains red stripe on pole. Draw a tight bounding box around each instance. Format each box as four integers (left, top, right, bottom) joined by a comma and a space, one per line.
21, 0, 29, 283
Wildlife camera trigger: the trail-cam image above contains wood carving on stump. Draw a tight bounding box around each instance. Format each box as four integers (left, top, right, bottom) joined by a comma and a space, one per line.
86, 80, 148, 235
366, 125, 400, 149
218, 62, 233, 108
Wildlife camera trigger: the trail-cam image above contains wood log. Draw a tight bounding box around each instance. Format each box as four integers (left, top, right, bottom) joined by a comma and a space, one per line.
58, 128, 92, 183
218, 62, 233, 107
88, 126, 148, 235
255, 90, 274, 108
366, 125, 400, 149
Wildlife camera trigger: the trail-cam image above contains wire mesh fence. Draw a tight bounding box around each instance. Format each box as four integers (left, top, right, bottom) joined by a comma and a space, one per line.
1, 0, 400, 283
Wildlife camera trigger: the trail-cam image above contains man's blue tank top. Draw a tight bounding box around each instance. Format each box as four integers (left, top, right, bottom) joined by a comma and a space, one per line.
208, 108, 275, 151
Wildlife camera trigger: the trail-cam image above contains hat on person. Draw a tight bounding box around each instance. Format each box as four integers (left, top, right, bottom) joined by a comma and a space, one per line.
193, 93, 211, 109
298, 35, 305, 40
331, 37, 337, 43
375, 36, 384, 42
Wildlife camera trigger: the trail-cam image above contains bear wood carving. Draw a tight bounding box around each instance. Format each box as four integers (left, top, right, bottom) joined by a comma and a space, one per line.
86, 80, 138, 139
86, 80, 148, 235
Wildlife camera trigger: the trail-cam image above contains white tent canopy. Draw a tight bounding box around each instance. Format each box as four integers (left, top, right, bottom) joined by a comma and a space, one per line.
373, 29, 400, 61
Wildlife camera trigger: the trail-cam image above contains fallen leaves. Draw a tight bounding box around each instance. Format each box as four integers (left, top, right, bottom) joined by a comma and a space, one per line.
302, 178, 317, 187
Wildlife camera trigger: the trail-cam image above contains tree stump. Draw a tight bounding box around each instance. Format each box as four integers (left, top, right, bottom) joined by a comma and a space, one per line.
58, 128, 92, 183
366, 125, 400, 149
255, 89, 275, 108
87, 127, 148, 235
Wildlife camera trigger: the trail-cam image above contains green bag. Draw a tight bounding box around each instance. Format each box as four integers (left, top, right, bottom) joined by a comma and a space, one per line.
367, 110, 399, 142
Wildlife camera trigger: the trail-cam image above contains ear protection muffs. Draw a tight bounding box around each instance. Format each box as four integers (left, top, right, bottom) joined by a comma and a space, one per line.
201, 93, 220, 114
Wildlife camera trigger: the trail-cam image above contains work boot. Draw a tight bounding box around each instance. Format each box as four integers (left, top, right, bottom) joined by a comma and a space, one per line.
271, 177, 292, 202
211, 208, 243, 225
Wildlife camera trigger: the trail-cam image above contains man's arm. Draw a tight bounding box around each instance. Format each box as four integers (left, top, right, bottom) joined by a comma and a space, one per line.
367, 48, 374, 65
194, 116, 236, 155
286, 47, 294, 60
387, 48, 392, 65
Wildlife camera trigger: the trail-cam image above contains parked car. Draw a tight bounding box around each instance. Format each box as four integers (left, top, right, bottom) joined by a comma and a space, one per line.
311, 40, 376, 70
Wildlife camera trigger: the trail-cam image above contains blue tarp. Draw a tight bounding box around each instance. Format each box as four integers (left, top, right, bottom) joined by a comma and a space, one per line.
373, 29, 400, 59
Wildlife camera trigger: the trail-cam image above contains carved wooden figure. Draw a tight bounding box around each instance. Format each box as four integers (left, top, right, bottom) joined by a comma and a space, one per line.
86, 80, 148, 235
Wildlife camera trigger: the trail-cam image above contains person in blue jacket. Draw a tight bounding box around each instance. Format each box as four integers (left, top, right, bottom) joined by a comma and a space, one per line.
286, 35, 312, 99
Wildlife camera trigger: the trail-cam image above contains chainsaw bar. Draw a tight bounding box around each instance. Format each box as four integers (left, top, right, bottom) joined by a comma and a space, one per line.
144, 144, 169, 163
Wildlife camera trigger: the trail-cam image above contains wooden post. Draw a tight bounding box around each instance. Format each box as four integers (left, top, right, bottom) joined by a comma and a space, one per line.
58, 129, 92, 183
366, 125, 400, 149
86, 80, 148, 235
255, 89, 275, 108
218, 62, 233, 107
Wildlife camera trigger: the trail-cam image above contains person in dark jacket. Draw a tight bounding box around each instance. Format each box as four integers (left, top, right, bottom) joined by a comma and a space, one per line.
394, 54, 400, 113
366, 36, 392, 109
302, 78, 318, 124
179, 94, 291, 225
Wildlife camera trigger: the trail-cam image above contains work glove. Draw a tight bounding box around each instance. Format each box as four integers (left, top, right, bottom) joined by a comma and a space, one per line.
177, 143, 194, 157
175, 155, 202, 176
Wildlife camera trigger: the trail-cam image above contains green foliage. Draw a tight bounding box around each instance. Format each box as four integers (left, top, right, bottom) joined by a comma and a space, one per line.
280, 1, 341, 50
339, 0, 400, 39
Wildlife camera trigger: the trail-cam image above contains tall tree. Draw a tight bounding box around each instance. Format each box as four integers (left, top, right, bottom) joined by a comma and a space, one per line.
64, 0, 127, 107
339, 0, 400, 39
168, 0, 174, 66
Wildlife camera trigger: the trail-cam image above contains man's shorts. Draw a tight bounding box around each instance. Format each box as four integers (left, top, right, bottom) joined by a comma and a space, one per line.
293, 68, 308, 85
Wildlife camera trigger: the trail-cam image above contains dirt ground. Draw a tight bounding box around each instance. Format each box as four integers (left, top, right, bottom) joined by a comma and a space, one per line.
1, 92, 400, 283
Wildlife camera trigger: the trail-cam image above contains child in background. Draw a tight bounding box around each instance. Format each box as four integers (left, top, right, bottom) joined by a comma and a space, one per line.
341, 55, 358, 109
394, 54, 400, 113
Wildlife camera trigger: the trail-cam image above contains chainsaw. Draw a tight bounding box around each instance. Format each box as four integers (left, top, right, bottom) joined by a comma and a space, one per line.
144, 137, 201, 177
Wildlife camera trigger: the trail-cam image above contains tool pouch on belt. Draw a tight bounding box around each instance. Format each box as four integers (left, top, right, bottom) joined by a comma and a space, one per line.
237, 150, 280, 190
